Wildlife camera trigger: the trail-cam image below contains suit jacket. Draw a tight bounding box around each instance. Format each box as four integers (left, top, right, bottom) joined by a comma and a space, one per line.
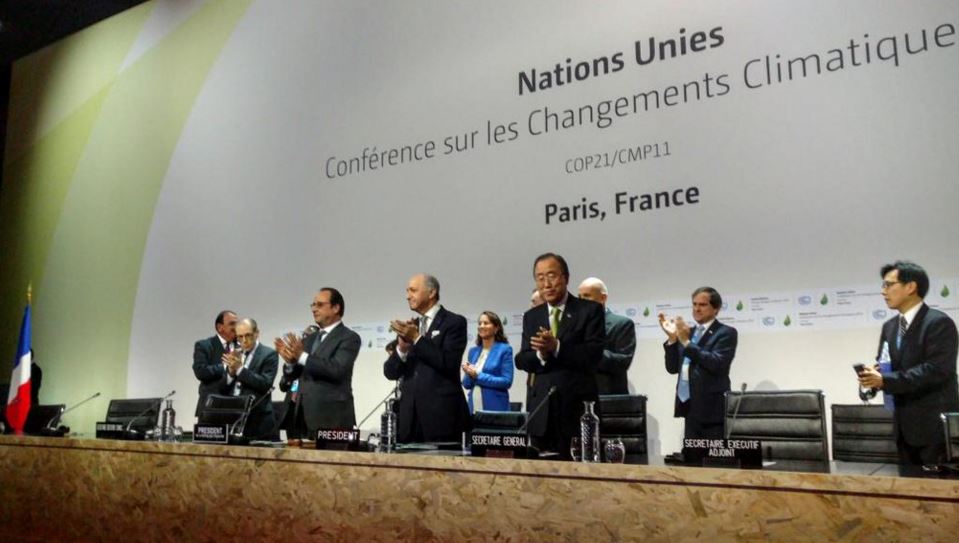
596, 309, 636, 395
515, 295, 605, 442
462, 341, 514, 413
284, 323, 361, 430
193, 335, 228, 416
878, 304, 959, 447
383, 306, 471, 442
664, 320, 737, 425
218, 342, 278, 439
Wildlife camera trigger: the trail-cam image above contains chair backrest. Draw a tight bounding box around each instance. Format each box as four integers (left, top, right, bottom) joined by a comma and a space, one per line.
598, 394, 647, 454
105, 398, 162, 432
472, 410, 527, 431
24, 404, 66, 434
831, 404, 897, 462
942, 412, 959, 462
198, 394, 252, 426
725, 390, 828, 462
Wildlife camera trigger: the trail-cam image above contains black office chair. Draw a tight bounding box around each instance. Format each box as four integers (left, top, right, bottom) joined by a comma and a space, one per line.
942, 412, 959, 463
198, 394, 252, 429
24, 404, 66, 435
598, 394, 647, 454
105, 398, 163, 434
831, 404, 897, 462
472, 410, 527, 433
725, 390, 829, 462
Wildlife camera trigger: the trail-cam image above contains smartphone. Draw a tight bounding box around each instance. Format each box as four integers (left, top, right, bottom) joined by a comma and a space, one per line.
853, 363, 866, 375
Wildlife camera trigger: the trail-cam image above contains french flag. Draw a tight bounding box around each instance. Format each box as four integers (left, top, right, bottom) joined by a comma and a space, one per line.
6, 302, 32, 434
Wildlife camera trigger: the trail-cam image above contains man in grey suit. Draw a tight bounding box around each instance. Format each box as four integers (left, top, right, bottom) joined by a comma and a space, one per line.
221, 318, 278, 439
276, 287, 361, 435
578, 277, 637, 395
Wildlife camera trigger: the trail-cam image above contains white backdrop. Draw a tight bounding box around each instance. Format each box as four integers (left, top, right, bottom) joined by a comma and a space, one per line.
126, 1, 959, 454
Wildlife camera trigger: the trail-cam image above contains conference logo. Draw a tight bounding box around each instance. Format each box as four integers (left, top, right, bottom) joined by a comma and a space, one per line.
626, 308, 638, 318
377, 326, 385, 333
873, 310, 888, 320
761, 316, 776, 327
942, 285, 951, 298
643, 307, 650, 317
798, 295, 812, 305
784, 315, 792, 326
820, 294, 829, 306
736, 300, 744, 311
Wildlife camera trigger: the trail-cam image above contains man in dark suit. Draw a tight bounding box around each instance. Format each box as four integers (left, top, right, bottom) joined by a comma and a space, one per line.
275, 288, 361, 434
859, 260, 959, 465
221, 318, 278, 439
516, 253, 605, 459
384, 274, 470, 443
578, 277, 636, 395
276, 325, 317, 440
660, 287, 738, 441
192, 310, 238, 417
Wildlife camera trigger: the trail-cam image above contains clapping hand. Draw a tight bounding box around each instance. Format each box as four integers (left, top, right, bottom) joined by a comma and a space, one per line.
530, 326, 558, 357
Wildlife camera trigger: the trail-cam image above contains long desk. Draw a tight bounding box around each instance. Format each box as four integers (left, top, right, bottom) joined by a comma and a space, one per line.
1, 435, 958, 541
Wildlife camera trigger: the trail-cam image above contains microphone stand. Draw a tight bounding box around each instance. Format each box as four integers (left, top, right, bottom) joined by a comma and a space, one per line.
125, 390, 175, 439
230, 386, 275, 444
724, 383, 748, 441
519, 385, 556, 458
356, 384, 400, 430
42, 391, 101, 436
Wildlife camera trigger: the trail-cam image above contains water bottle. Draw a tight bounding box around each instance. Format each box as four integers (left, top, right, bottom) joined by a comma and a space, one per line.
379, 399, 397, 453
162, 399, 177, 442
579, 401, 600, 463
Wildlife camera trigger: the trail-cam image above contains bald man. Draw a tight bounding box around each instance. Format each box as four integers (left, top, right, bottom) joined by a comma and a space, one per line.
578, 277, 636, 394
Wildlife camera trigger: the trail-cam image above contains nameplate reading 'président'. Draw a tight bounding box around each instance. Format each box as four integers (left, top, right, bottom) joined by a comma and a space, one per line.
193, 424, 230, 444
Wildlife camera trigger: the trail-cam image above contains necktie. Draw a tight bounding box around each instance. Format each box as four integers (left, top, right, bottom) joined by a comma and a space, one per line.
310, 330, 327, 354
677, 326, 704, 402
420, 316, 429, 336
897, 315, 907, 349
550, 307, 561, 336
233, 351, 252, 396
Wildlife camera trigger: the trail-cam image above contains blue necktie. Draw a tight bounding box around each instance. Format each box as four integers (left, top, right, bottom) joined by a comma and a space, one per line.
677, 326, 703, 402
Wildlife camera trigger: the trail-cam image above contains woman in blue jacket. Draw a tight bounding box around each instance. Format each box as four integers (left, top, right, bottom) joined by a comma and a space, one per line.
462, 311, 514, 413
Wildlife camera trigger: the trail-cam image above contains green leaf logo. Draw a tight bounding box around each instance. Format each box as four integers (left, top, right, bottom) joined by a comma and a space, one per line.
503, 317, 508, 325
367, 340, 373, 348
643, 307, 650, 317
784, 315, 792, 326
942, 285, 951, 298
736, 301, 744, 311
820, 294, 828, 305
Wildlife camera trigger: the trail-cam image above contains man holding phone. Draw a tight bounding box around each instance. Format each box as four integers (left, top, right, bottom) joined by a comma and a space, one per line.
858, 261, 959, 465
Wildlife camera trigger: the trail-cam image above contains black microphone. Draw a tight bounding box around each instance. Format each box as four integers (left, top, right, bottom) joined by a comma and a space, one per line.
356, 384, 401, 430
230, 386, 275, 440
125, 390, 175, 438
301, 325, 319, 340
42, 391, 102, 436
518, 385, 557, 435
725, 383, 748, 440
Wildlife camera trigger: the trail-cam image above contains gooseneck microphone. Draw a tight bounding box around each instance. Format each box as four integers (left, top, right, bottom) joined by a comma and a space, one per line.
125, 390, 175, 437
518, 385, 557, 436
725, 383, 748, 440
43, 391, 102, 433
231, 386, 275, 439
356, 384, 400, 430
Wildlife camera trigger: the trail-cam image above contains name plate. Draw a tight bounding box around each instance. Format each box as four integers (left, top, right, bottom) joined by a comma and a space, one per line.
315, 428, 361, 451
470, 432, 537, 459
193, 424, 230, 444
95, 422, 128, 440
683, 438, 763, 468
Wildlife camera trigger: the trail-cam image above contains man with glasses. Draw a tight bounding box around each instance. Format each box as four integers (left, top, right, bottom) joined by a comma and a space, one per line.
276, 288, 361, 435
516, 253, 605, 459
858, 261, 959, 465
222, 318, 278, 439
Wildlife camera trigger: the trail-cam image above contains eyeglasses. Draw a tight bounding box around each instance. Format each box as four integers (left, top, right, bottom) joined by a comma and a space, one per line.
310, 301, 331, 308
881, 281, 903, 290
